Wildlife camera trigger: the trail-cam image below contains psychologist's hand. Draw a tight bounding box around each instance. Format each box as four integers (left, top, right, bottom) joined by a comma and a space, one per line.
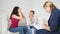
42, 24, 51, 31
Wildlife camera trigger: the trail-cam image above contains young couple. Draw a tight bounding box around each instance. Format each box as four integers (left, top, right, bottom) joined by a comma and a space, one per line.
9, 5, 37, 34
9, 1, 60, 34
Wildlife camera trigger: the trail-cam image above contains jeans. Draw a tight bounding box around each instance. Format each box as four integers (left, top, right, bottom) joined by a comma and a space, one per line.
30, 26, 37, 34
9, 26, 24, 34
23, 26, 32, 34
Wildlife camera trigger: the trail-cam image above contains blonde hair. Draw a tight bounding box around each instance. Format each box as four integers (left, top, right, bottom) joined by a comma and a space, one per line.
43, 1, 56, 11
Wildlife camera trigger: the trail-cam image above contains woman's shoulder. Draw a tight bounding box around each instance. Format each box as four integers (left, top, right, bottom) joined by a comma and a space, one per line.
52, 8, 60, 14
51, 8, 60, 17
54, 8, 60, 12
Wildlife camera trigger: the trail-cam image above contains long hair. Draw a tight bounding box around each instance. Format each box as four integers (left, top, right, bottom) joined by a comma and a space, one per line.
10, 6, 19, 19
10, 6, 25, 19
43, 1, 56, 11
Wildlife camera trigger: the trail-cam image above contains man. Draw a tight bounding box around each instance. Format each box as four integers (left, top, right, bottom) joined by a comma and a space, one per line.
29, 10, 38, 34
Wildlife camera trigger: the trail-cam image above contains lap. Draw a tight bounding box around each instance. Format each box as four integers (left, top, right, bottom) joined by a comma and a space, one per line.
9, 26, 23, 32
37, 29, 60, 34
37, 29, 49, 34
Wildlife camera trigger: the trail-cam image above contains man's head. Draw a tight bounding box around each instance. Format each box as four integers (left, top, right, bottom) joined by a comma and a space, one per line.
29, 10, 35, 19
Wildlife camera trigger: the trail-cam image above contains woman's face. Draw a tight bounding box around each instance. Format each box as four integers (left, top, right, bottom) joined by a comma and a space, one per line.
18, 8, 21, 13
44, 7, 51, 13
18, 8, 22, 16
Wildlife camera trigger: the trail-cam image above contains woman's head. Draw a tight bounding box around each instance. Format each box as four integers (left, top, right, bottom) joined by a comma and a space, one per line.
43, 1, 56, 13
11, 6, 20, 16
10, 6, 25, 19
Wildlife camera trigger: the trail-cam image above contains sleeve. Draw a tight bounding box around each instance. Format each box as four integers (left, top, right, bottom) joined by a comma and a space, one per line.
49, 11, 59, 32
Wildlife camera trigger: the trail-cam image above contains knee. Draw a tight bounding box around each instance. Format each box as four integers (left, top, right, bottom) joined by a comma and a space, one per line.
37, 29, 48, 34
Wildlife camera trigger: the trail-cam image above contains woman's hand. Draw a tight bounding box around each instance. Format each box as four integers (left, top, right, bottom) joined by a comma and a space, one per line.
42, 24, 51, 31
19, 13, 24, 19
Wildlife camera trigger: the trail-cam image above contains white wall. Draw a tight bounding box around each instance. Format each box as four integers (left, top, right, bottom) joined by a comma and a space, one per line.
0, 0, 60, 34
0, 17, 1, 34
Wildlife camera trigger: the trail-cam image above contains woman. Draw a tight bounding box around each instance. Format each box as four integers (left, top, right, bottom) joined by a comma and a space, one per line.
9, 6, 25, 34
37, 1, 60, 34
9, 6, 31, 34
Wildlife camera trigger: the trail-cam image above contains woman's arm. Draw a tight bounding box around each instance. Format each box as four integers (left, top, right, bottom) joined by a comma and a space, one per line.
12, 14, 21, 19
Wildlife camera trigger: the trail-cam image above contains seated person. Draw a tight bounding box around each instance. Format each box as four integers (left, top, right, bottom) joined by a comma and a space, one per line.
26, 10, 38, 34
9, 6, 31, 34
9, 6, 24, 34
37, 1, 60, 34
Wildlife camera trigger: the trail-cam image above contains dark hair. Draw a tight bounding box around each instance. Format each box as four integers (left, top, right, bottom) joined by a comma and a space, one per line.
30, 10, 35, 14
10, 6, 19, 19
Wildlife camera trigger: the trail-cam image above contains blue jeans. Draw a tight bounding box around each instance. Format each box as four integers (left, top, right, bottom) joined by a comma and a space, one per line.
30, 26, 37, 34
23, 26, 32, 34
9, 26, 24, 34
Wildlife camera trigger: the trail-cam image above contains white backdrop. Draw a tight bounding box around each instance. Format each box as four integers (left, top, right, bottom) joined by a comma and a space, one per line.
0, 0, 60, 34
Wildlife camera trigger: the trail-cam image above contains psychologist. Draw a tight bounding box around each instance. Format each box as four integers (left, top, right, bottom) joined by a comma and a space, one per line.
38, 1, 60, 34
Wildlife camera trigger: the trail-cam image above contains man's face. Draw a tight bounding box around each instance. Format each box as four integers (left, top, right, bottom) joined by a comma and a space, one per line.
29, 12, 34, 19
